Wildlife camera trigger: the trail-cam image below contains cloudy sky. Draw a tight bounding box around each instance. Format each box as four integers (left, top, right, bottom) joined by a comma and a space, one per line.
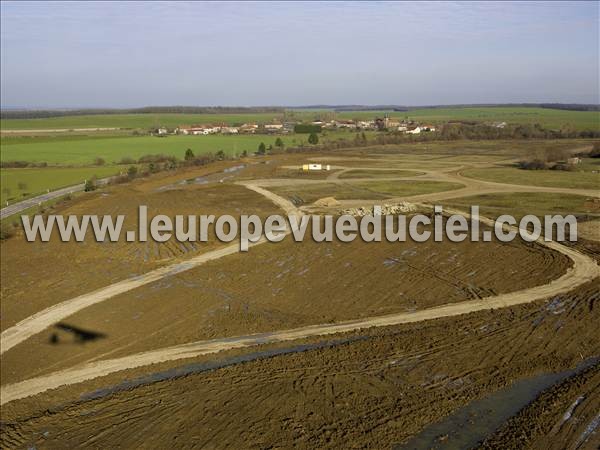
1, 1, 598, 108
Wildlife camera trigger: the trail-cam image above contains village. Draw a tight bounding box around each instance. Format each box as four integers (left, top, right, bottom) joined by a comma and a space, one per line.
162, 115, 437, 136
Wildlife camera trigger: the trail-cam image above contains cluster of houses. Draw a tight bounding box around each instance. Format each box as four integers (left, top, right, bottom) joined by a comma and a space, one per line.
316, 116, 436, 134
175, 123, 286, 136
156, 115, 436, 136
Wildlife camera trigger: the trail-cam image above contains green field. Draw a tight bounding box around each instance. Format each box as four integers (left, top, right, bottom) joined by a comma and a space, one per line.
444, 192, 598, 220
336, 107, 600, 131
338, 169, 423, 179
0, 134, 328, 164
271, 180, 464, 204
0, 113, 287, 130
1, 166, 121, 205
462, 166, 600, 190
1, 106, 598, 131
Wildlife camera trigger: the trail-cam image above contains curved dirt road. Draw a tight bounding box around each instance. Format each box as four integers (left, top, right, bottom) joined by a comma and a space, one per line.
1, 162, 598, 404
1, 234, 598, 405
0, 183, 300, 355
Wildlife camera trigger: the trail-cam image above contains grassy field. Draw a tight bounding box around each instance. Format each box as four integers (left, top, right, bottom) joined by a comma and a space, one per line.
444, 192, 599, 220
0, 166, 121, 204
0, 133, 327, 164
270, 180, 463, 204
1, 107, 598, 131
336, 107, 600, 131
0, 113, 287, 130
338, 169, 423, 179
462, 166, 599, 190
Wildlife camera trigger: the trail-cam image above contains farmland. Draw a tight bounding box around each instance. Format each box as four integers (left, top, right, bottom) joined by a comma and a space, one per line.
0, 112, 286, 130
0, 134, 308, 164
269, 180, 464, 204
444, 192, 599, 220
2, 106, 599, 132
462, 163, 600, 190
1, 140, 599, 449
0, 166, 120, 205
337, 106, 600, 131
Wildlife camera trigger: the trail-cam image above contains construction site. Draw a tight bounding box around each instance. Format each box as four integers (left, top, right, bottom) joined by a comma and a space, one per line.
0, 138, 598, 449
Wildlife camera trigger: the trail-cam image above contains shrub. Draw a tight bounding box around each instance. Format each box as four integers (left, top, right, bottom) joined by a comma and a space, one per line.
518, 159, 548, 170
184, 148, 195, 161
0, 223, 16, 240
550, 163, 574, 171
119, 157, 136, 165
84, 177, 97, 191
138, 154, 177, 164
127, 166, 138, 179
294, 124, 322, 134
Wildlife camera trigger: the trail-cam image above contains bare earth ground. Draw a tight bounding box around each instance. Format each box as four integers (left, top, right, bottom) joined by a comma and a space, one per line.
0, 164, 283, 330
481, 364, 600, 450
1, 279, 598, 448
1, 140, 599, 448
0, 229, 574, 385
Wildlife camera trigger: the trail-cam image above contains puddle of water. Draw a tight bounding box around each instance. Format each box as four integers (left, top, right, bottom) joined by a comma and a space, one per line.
394, 357, 599, 450
155, 164, 246, 191
223, 164, 245, 173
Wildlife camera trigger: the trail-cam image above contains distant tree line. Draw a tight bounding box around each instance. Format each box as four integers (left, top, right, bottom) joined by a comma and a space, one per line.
538, 103, 600, 112
298, 103, 600, 112
1, 106, 284, 120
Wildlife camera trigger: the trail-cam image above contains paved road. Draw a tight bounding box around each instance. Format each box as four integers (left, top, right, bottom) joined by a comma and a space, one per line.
0, 184, 84, 220
0, 178, 111, 220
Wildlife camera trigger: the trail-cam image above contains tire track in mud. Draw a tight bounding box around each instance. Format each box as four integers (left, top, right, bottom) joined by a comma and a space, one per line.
1, 236, 597, 405
1, 171, 598, 404
2, 281, 597, 448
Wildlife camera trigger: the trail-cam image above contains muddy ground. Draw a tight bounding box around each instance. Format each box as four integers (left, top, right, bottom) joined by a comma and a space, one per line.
1, 221, 571, 385
480, 364, 599, 449
1, 141, 598, 449
1, 279, 598, 449
0, 167, 283, 330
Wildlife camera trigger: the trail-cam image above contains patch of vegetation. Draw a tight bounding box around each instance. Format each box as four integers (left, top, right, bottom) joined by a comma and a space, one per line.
0, 133, 355, 165
444, 192, 598, 220
462, 167, 599, 190
338, 169, 423, 179
270, 180, 463, 204
0, 166, 121, 205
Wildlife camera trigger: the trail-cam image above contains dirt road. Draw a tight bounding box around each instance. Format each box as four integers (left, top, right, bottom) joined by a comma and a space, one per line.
0, 184, 300, 355
1, 236, 597, 405
2, 163, 598, 405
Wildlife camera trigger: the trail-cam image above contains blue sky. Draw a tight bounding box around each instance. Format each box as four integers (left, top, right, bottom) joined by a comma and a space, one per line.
1, 1, 598, 108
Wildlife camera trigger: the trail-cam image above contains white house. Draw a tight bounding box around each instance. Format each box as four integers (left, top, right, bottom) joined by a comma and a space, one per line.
302, 163, 330, 171
406, 126, 422, 134
221, 127, 239, 134
265, 124, 284, 132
